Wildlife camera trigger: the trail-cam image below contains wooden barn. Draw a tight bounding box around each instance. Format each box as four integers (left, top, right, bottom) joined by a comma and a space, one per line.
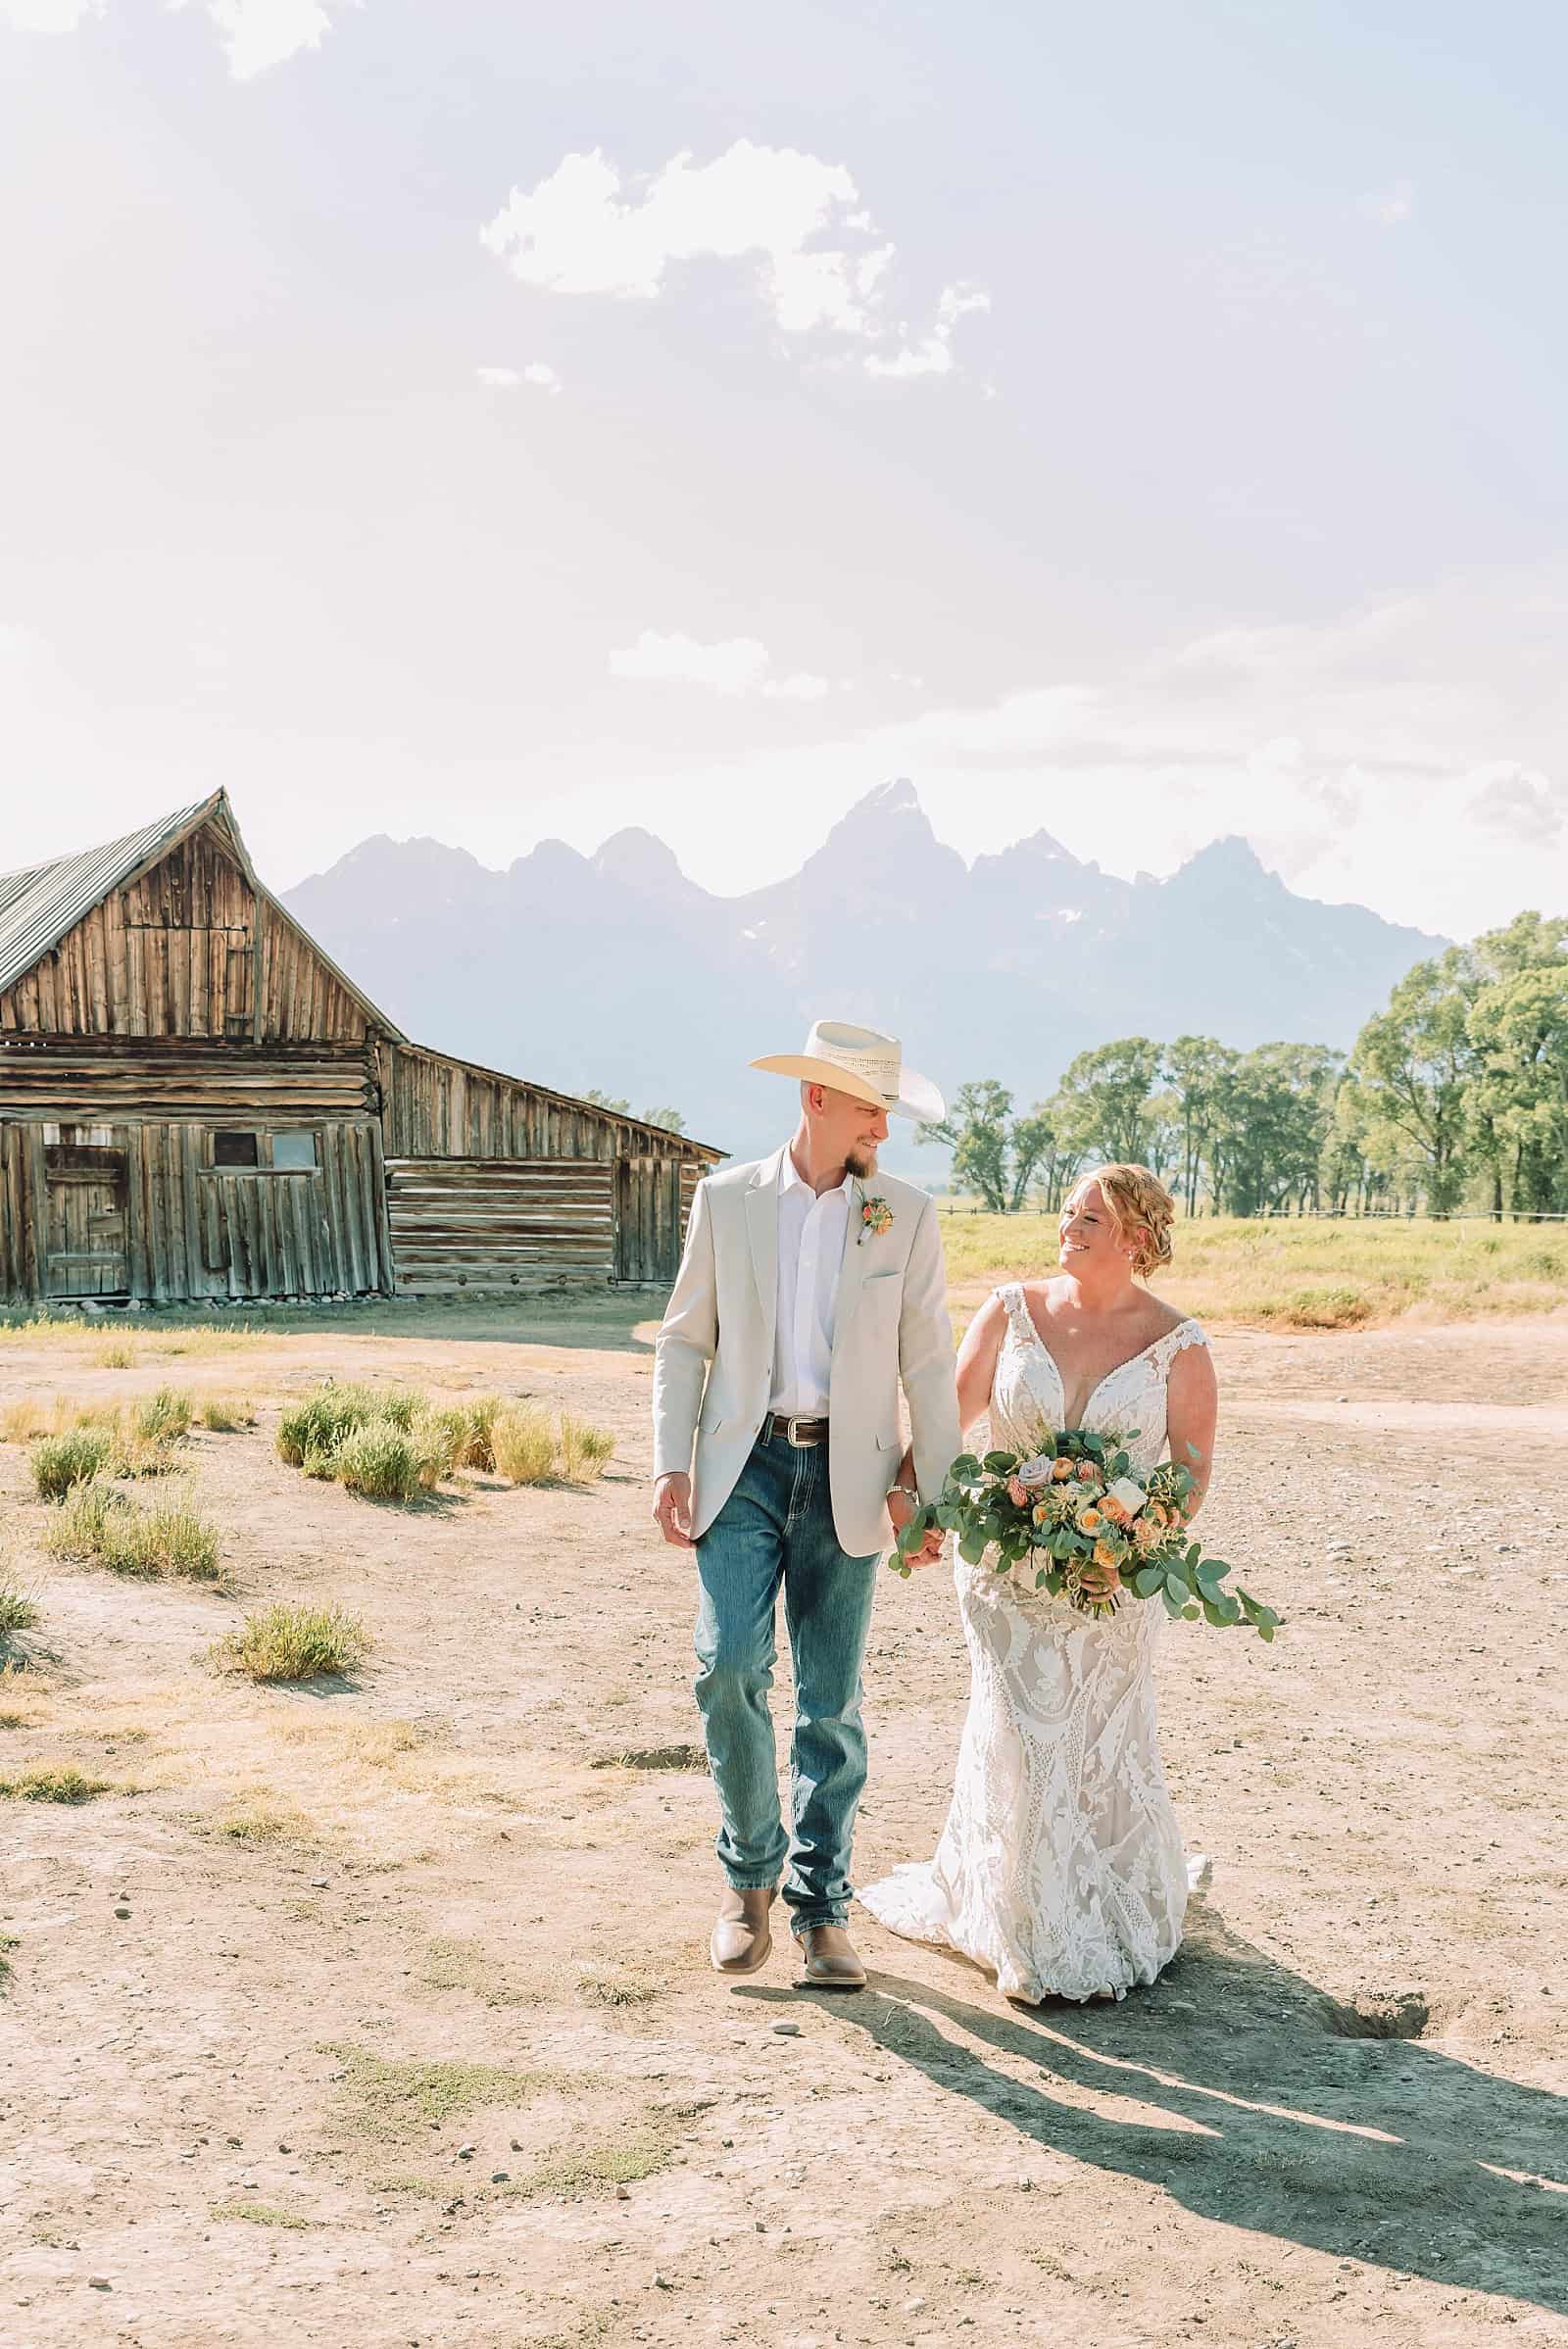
0, 794, 723, 1307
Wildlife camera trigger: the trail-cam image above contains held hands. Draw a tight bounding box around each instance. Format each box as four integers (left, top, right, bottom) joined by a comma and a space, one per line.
652, 1471, 694, 1549
888, 1484, 944, 1569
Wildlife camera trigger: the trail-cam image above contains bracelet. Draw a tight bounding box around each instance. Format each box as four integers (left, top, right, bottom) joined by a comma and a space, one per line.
889, 1481, 918, 1501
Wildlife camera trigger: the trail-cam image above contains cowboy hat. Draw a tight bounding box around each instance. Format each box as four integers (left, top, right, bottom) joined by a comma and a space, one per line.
750, 1019, 945, 1124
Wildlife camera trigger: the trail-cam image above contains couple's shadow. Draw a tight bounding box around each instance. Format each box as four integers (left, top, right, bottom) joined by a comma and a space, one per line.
739, 1897, 1567, 2316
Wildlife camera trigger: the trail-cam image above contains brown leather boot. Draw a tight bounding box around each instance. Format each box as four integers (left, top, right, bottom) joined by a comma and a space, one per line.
710, 1884, 776, 1975
797, 1923, 867, 1989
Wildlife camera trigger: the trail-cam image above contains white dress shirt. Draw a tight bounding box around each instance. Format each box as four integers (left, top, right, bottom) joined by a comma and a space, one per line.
768, 1149, 853, 1415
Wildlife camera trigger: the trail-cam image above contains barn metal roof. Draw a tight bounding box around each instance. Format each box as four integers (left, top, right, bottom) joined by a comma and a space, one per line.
0, 795, 220, 1003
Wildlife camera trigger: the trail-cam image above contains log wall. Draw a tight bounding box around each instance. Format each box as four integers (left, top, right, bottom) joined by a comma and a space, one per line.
384, 1159, 614, 1293
377, 1042, 701, 1164
0, 1038, 376, 1123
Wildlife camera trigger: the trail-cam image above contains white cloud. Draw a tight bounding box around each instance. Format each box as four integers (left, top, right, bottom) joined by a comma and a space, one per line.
476, 363, 561, 393
166, 0, 352, 77
864, 282, 991, 379
610, 632, 773, 695
480, 141, 988, 377
1363, 179, 1415, 227
0, 0, 102, 27
609, 631, 832, 701
1467, 764, 1567, 847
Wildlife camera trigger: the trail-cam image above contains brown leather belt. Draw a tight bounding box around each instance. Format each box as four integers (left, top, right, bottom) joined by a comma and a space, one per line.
760, 1412, 830, 1446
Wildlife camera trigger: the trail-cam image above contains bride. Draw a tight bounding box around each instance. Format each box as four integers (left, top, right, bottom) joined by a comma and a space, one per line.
860, 1162, 1218, 2004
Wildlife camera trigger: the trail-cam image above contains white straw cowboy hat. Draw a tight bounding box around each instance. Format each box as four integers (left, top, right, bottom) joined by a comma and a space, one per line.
751, 1019, 945, 1124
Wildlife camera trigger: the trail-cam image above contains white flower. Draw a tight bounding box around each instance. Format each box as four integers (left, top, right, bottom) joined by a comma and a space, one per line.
1107, 1475, 1146, 1517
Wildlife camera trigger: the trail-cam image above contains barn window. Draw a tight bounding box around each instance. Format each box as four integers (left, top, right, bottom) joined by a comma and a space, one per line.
213, 1132, 260, 1168
271, 1131, 318, 1170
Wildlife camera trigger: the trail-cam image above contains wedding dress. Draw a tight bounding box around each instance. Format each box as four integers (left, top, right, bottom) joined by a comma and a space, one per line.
860, 1282, 1209, 2003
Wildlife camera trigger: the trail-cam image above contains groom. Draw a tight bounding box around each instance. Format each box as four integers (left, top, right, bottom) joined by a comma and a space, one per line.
652, 1020, 959, 1988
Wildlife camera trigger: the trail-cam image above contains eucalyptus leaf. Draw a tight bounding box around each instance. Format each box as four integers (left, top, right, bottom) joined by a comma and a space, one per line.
1134, 1565, 1165, 1598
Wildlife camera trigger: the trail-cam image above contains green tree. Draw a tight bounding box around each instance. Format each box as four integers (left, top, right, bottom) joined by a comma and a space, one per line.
1346, 951, 1479, 1217
919, 1081, 1057, 1212
1164, 1036, 1237, 1216
580, 1088, 632, 1114
641, 1105, 686, 1133
1467, 963, 1568, 1214
1051, 1038, 1164, 1168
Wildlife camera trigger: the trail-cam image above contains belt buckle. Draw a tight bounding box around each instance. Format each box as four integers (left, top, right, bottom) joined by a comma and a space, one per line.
785, 1414, 810, 1446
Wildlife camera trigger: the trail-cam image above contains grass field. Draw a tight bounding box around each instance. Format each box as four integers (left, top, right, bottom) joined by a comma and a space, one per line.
937, 1208, 1568, 1328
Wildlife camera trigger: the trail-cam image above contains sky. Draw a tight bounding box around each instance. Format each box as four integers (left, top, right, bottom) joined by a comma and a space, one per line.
2, 0, 1566, 942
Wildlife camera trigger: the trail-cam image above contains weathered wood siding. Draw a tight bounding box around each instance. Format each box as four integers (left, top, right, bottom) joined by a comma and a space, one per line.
385, 1158, 613, 1293
0, 832, 371, 1043
0, 1119, 390, 1303
0, 1038, 376, 1123
612, 1155, 684, 1285
377, 1042, 698, 1163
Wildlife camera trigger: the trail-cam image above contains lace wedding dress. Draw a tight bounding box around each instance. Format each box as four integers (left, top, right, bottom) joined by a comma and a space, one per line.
860, 1282, 1210, 2003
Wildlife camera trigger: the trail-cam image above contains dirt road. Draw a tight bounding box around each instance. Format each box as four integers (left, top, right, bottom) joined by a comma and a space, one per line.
1, 1306, 1564, 2348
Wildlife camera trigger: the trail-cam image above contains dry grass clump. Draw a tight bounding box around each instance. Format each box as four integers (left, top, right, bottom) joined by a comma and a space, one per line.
559, 1412, 614, 1482
217, 1791, 318, 1847
96, 1339, 138, 1368
43, 1485, 221, 1582
492, 1407, 615, 1487
332, 1418, 451, 1503
29, 1427, 113, 1499
428, 1395, 501, 1472
276, 1382, 456, 1501
492, 1405, 557, 1485
211, 1601, 369, 1683
132, 1386, 192, 1443
197, 1393, 258, 1432
18, 1388, 220, 1491
0, 1575, 40, 1641
0, 1763, 114, 1803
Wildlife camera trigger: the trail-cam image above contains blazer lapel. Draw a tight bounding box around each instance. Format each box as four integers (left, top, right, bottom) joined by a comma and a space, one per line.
831, 1177, 869, 1349
745, 1149, 784, 1361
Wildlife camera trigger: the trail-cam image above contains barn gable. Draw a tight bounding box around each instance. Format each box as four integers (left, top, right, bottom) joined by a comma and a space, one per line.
0, 791, 403, 1045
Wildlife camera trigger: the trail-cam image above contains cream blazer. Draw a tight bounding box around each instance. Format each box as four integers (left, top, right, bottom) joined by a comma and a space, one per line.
653, 1147, 961, 1557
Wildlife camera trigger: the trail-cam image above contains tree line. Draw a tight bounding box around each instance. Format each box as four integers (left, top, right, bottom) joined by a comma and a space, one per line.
920, 911, 1568, 1219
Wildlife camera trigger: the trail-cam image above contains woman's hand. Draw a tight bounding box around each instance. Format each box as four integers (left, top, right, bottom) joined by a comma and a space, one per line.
1080, 1559, 1120, 1601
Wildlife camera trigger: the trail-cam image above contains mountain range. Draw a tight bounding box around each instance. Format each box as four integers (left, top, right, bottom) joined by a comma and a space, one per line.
283, 781, 1446, 1166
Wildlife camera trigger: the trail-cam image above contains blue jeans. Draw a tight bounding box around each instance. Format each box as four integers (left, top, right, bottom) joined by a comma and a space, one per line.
694, 1431, 880, 1935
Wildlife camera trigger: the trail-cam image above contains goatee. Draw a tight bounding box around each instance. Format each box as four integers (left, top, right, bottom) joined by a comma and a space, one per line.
845, 1146, 877, 1181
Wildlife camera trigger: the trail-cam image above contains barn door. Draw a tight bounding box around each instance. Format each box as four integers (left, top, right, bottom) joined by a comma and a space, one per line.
44, 1145, 129, 1297
613, 1155, 682, 1285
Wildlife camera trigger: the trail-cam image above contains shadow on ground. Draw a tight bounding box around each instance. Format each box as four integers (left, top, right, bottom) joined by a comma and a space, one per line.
746, 1897, 1567, 2317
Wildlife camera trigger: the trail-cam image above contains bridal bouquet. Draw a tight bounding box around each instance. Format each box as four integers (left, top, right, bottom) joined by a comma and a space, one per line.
891, 1428, 1281, 1639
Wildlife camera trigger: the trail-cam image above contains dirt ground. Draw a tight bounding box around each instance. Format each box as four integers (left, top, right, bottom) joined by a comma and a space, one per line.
1, 1299, 1565, 2349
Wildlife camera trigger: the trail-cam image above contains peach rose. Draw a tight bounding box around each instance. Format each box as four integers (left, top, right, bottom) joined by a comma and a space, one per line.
1101, 1495, 1131, 1527
1093, 1539, 1121, 1570
1133, 1517, 1159, 1551
1052, 1457, 1075, 1482
1076, 1503, 1103, 1533
1077, 1460, 1101, 1484
1006, 1476, 1029, 1508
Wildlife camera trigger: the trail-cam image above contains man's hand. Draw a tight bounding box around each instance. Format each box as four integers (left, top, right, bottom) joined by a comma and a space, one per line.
653, 1471, 694, 1549
888, 1485, 945, 1568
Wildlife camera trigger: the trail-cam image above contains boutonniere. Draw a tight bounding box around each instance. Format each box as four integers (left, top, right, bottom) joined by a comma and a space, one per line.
858, 1193, 894, 1247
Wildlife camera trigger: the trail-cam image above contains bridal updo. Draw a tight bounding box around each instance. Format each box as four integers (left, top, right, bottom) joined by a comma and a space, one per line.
1076, 1162, 1176, 1280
